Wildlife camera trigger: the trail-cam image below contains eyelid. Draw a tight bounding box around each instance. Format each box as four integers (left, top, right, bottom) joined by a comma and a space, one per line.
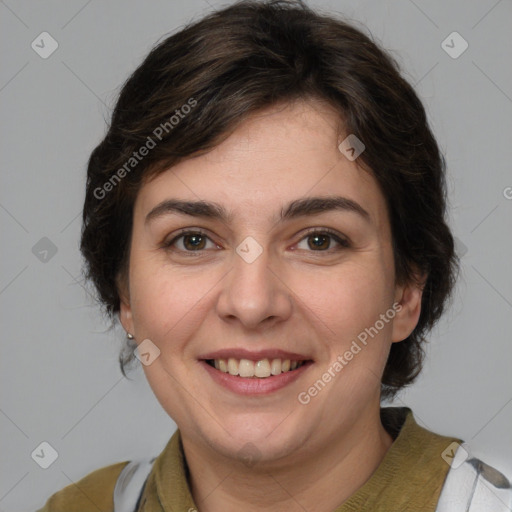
162, 228, 218, 249
295, 227, 351, 250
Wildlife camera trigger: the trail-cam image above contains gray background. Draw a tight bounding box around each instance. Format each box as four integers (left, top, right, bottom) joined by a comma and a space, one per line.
1, 0, 511, 510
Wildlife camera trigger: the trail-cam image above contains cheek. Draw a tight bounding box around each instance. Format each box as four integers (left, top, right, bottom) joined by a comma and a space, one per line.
288, 260, 393, 340
128, 259, 218, 348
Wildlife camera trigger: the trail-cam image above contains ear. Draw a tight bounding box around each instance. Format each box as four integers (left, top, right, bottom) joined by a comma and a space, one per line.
117, 274, 134, 336
391, 271, 427, 343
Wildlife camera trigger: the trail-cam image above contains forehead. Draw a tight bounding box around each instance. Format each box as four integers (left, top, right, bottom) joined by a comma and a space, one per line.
135, 99, 387, 230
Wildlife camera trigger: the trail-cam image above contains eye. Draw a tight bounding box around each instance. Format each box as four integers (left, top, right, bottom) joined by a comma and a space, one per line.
295, 228, 350, 252
163, 228, 350, 254
164, 230, 219, 252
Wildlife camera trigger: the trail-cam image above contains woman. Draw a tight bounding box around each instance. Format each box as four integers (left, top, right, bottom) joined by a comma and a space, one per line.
38, 0, 511, 510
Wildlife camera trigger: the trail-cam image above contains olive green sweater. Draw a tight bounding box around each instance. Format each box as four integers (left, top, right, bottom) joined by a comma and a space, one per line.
38, 407, 460, 511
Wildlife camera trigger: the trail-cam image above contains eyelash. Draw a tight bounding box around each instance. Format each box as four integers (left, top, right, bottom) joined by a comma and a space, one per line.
163, 228, 350, 255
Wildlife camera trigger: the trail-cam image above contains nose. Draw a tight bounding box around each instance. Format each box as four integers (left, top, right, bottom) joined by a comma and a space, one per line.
215, 244, 293, 331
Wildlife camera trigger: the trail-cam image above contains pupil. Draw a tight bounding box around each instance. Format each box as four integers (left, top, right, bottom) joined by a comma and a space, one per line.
309, 234, 329, 250
185, 234, 204, 250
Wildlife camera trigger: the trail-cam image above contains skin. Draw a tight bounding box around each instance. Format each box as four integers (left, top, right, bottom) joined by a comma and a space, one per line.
119, 98, 425, 511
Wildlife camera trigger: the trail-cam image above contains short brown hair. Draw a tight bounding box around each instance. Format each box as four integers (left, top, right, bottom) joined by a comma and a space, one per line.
80, 0, 459, 399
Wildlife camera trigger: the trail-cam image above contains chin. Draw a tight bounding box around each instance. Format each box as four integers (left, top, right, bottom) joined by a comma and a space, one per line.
197, 415, 310, 466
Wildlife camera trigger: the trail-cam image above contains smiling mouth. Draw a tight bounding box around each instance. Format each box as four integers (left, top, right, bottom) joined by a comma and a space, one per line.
204, 357, 312, 378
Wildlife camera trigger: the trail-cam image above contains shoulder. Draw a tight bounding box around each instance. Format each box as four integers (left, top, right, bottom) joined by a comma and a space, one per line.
437, 447, 512, 511
379, 407, 512, 509
37, 461, 129, 512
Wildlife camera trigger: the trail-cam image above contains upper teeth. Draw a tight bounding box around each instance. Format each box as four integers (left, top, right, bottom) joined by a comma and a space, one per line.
212, 358, 304, 378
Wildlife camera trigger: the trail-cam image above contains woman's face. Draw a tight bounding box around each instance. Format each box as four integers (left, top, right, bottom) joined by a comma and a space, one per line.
120, 99, 423, 465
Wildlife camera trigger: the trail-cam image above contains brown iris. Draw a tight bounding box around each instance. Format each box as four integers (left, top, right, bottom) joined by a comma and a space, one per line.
183, 233, 207, 250
308, 234, 330, 250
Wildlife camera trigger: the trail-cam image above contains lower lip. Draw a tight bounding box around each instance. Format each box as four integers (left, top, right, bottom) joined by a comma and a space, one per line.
200, 360, 312, 395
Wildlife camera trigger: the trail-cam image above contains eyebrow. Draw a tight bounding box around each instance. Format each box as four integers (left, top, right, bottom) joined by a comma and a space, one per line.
145, 195, 371, 225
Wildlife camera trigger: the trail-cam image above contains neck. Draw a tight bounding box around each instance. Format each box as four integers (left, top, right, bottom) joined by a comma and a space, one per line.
182, 406, 394, 512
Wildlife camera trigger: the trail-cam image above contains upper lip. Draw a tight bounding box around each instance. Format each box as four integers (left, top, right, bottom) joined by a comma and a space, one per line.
199, 348, 313, 362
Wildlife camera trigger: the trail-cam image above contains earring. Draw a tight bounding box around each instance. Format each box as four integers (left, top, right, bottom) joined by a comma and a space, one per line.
127, 333, 134, 340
